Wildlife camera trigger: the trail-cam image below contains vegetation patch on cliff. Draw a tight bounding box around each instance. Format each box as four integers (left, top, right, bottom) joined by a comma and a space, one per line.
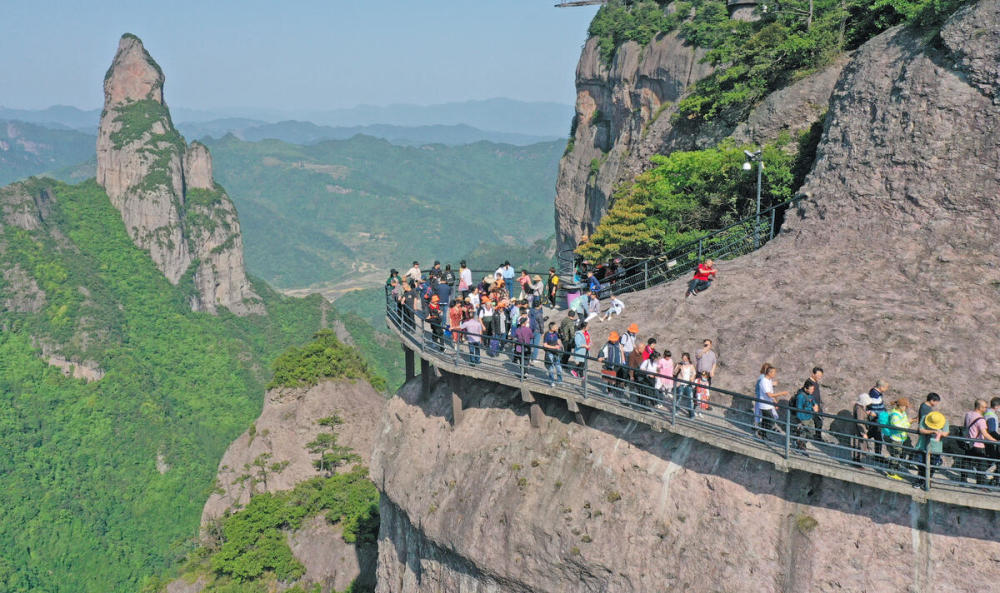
269, 329, 386, 392
579, 133, 817, 262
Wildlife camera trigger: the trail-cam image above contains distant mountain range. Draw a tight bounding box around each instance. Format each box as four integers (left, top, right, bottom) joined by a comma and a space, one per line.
0, 97, 574, 138
180, 120, 560, 146
0, 120, 95, 186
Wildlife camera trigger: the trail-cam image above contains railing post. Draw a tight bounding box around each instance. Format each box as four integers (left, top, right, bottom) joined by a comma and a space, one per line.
418, 316, 425, 353
770, 208, 776, 241
582, 357, 589, 399
698, 238, 703, 262
924, 448, 932, 492
784, 406, 792, 459
670, 386, 676, 426
643, 262, 648, 290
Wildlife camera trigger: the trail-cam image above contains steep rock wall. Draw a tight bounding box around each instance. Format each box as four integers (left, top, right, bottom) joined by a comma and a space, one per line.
96, 34, 262, 315
554, 12, 845, 255
372, 374, 999, 593
575, 0, 1000, 421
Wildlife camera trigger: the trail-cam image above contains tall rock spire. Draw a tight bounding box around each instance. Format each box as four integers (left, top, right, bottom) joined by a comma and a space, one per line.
96, 34, 263, 315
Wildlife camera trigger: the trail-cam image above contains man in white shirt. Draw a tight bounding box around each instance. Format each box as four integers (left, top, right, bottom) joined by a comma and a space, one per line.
405, 261, 422, 283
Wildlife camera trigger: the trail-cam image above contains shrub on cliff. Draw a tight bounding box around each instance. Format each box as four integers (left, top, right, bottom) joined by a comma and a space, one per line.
269, 329, 386, 391
578, 140, 797, 262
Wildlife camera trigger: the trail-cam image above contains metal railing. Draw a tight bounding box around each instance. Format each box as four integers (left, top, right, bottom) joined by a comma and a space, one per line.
385, 289, 1000, 499
560, 197, 802, 301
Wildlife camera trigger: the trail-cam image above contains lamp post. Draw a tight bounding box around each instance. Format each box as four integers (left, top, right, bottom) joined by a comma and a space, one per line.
743, 149, 763, 249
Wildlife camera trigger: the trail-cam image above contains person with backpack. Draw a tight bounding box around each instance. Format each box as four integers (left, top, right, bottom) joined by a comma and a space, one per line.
866, 380, 889, 458
542, 322, 564, 386
852, 392, 874, 466
435, 277, 452, 323
443, 264, 456, 289
598, 331, 625, 399
963, 399, 997, 485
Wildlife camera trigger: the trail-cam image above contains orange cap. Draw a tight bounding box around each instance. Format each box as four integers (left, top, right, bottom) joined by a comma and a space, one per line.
609, 331, 620, 341
628, 323, 639, 333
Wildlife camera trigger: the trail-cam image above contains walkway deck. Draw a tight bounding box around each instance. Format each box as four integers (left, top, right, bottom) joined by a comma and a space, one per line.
385, 307, 1000, 512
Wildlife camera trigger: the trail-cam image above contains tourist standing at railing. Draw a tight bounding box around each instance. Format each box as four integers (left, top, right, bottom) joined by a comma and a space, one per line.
807, 367, 825, 440
390, 277, 402, 317
918, 392, 941, 425
695, 339, 718, 386
685, 259, 717, 297
656, 350, 674, 398
405, 261, 422, 284
559, 311, 577, 370
498, 261, 515, 298
626, 344, 644, 400
429, 261, 443, 281
427, 295, 445, 351
601, 293, 624, 322
676, 353, 697, 419
460, 315, 483, 365
459, 260, 473, 297
529, 300, 544, 362
468, 286, 480, 310
792, 380, 819, 450
852, 392, 874, 465
542, 322, 564, 386
448, 297, 464, 343
639, 352, 659, 406
516, 270, 531, 299
916, 411, 949, 485
963, 400, 997, 485
386, 269, 401, 288
401, 281, 416, 331
514, 318, 534, 372
598, 331, 625, 398
443, 264, 456, 288
883, 398, 913, 480
867, 380, 889, 457
572, 322, 590, 378
754, 365, 788, 437
546, 268, 559, 308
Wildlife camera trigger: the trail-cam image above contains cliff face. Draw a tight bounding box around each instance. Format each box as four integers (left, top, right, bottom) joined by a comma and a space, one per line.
578, 0, 1000, 421
96, 34, 262, 315
192, 379, 385, 593
372, 374, 1000, 593
554, 14, 844, 254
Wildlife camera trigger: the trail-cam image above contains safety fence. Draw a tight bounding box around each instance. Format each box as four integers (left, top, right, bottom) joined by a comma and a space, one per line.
385, 290, 1000, 501
557, 197, 802, 301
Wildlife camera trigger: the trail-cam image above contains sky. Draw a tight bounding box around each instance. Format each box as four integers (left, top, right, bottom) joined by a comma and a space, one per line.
0, 0, 599, 111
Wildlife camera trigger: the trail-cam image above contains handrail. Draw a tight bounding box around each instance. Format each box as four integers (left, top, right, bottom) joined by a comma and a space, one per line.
561, 196, 803, 301
383, 288, 1000, 507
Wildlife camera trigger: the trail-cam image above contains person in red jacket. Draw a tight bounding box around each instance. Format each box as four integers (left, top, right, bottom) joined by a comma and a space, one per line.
686, 259, 717, 297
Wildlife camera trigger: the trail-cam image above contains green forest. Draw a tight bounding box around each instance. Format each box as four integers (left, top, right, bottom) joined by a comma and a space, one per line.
206, 135, 563, 290
0, 177, 331, 593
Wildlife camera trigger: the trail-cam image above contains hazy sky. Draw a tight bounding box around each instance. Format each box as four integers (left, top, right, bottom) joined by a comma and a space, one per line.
0, 0, 598, 111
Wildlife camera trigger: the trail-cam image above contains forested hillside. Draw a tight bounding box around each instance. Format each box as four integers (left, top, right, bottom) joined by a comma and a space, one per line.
0, 177, 330, 593
206, 135, 563, 290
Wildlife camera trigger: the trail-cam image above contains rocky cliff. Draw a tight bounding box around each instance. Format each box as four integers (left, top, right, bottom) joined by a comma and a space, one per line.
96, 34, 262, 315
175, 379, 385, 593
554, 7, 844, 254
372, 374, 999, 593
574, 0, 1000, 421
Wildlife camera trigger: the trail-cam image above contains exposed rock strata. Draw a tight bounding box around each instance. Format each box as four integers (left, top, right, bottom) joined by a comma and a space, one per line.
555, 13, 845, 255
373, 374, 1000, 593
556, 1, 1000, 421
96, 34, 262, 315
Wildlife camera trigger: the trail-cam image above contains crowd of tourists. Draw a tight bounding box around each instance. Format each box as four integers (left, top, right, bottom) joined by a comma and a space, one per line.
386, 258, 1000, 491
